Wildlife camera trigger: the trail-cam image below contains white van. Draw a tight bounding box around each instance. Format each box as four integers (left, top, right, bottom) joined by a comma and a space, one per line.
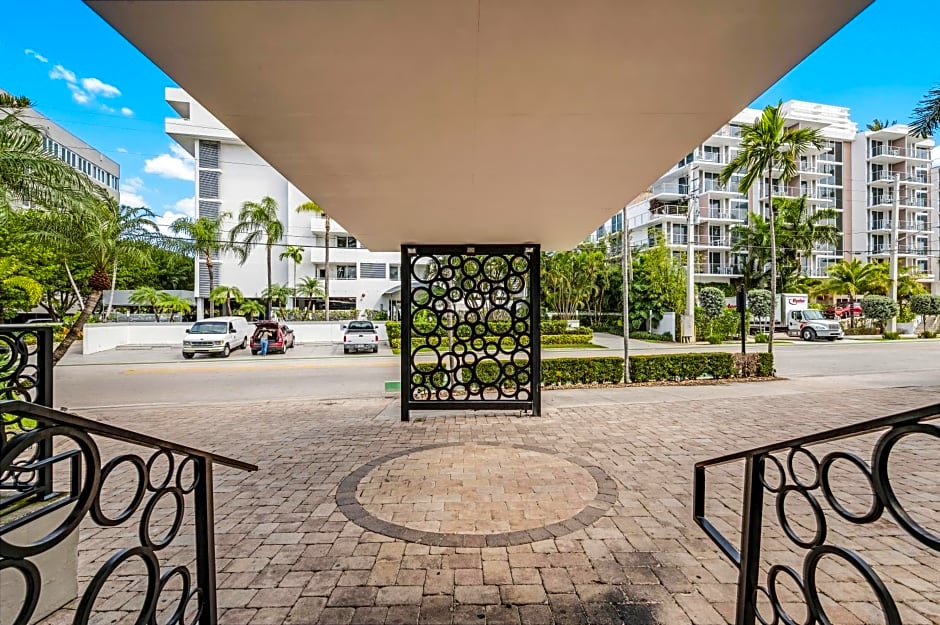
182, 316, 252, 359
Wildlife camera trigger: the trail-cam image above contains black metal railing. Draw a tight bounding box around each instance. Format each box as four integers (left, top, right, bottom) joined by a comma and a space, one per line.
1, 325, 55, 506
1, 400, 256, 625
694, 403, 940, 625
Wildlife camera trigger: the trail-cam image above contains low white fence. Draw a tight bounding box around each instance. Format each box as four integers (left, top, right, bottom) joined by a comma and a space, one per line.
82, 321, 389, 354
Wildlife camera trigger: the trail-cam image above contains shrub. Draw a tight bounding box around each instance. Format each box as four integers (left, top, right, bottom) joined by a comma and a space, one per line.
699, 287, 726, 322
920, 331, 937, 339
860, 295, 899, 330
706, 334, 723, 344
758, 353, 775, 377
541, 332, 593, 345
541, 357, 623, 385
910, 294, 940, 333
307, 310, 358, 321
631, 331, 673, 342
754, 333, 768, 344
882, 331, 901, 340
386, 321, 401, 340
630, 353, 736, 382
843, 327, 880, 336
748, 289, 773, 333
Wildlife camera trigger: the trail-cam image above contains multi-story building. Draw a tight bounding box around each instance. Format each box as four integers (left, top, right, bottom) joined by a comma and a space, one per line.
592, 101, 938, 294
165, 88, 403, 318
8, 102, 120, 200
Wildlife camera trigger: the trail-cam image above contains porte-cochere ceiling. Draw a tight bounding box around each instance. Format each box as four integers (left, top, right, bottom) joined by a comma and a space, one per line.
88, 0, 871, 251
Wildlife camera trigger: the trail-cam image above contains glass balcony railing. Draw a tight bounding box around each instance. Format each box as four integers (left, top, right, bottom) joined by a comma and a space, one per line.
701, 179, 740, 193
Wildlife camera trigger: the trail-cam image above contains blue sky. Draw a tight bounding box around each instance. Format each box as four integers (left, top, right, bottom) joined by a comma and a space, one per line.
1, 0, 937, 228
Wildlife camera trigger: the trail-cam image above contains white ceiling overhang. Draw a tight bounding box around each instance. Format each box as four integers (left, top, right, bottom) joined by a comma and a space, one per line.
88, 0, 871, 251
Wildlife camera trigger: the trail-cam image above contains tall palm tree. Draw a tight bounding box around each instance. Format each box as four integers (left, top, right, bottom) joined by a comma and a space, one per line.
209, 285, 243, 316
230, 196, 283, 319
0, 93, 93, 208
719, 102, 825, 354
295, 276, 324, 318
129, 286, 162, 322
237, 299, 265, 321
155, 291, 192, 321
816, 259, 886, 328
278, 245, 304, 310
911, 84, 940, 138
296, 200, 330, 320
865, 119, 896, 131
104, 202, 160, 319
774, 196, 839, 289
170, 212, 234, 317
261, 283, 291, 310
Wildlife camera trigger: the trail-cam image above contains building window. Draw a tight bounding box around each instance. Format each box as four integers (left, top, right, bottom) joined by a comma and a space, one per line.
198, 170, 220, 199
335, 236, 357, 249
336, 265, 357, 280
390, 265, 400, 281
359, 262, 386, 279
198, 141, 220, 169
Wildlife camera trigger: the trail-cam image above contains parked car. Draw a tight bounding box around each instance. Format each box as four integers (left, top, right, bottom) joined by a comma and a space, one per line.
250, 321, 295, 355
182, 316, 251, 359
342, 320, 379, 353
826, 303, 863, 319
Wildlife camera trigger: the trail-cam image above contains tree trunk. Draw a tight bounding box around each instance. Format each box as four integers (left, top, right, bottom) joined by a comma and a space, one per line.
52, 290, 102, 365
206, 253, 216, 318
64, 261, 84, 310
324, 217, 331, 321
105, 260, 118, 320
266, 245, 273, 319
767, 165, 776, 355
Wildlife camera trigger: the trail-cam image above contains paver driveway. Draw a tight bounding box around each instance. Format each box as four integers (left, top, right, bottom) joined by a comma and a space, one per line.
36, 383, 940, 625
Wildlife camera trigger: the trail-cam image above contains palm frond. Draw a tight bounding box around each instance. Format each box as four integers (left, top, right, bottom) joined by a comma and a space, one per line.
910, 84, 940, 138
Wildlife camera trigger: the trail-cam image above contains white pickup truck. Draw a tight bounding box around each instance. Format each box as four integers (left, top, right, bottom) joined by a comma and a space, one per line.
342, 320, 380, 353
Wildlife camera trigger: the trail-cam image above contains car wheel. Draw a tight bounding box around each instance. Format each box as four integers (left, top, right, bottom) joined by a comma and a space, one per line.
373, 345, 379, 353
222, 344, 231, 358
251, 349, 259, 355
827, 337, 837, 341
343, 346, 350, 354
182, 352, 194, 360
801, 328, 816, 342
241, 337, 248, 349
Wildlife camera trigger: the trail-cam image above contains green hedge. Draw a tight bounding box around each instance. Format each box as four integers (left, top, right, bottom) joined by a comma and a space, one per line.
630, 353, 734, 382
542, 357, 623, 385
387, 320, 591, 346
540, 332, 593, 345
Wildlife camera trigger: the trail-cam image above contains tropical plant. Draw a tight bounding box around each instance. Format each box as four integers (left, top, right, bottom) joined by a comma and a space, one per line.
296, 200, 328, 319
860, 295, 899, 332
237, 299, 265, 321
229, 196, 283, 319
209, 285, 243, 316
0, 257, 43, 322
103, 202, 161, 319
816, 259, 887, 327
170, 212, 234, 317
279, 245, 304, 309
261, 283, 291, 308
910, 294, 940, 334
0, 93, 93, 208
866, 119, 896, 131
719, 102, 825, 354
295, 276, 324, 317
911, 84, 940, 138
129, 286, 162, 321
698, 286, 725, 339
747, 288, 773, 335
155, 291, 192, 320
627, 234, 685, 332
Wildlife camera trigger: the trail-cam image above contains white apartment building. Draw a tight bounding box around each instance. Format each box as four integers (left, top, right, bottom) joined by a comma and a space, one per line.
593, 100, 938, 294
165, 88, 403, 318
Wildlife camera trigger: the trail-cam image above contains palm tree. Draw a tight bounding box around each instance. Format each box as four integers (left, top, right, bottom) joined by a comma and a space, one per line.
866, 119, 896, 131
129, 286, 162, 322
297, 200, 330, 320
261, 283, 291, 311
0, 93, 93, 208
719, 102, 825, 354
279, 245, 304, 309
209, 285, 243, 316
155, 291, 192, 321
816, 259, 886, 327
0, 257, 43, 322
32, 195, 153, 364
104, 202, 160, 319
237, 299, 265, 321
295, 276, 324, 318
170, 212, 234, 317
911, 84, 940, 138
774, 196, 839, 289
229, 196, 284, 319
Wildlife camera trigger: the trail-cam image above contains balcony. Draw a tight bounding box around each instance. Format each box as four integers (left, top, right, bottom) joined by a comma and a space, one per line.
694, 263, 742, 276
759, 184, 800, 199
649, 182, 689, 200
711, 125, 743, 143
700, 207, 748, 221
872, 243, 931, 257
902, 196, 930, 208
870, 145, 930, 164
797, 161, 827, 177
901, 172, 931, 187
868, 170, 898, 185
698, 235, 733, 248
700, 179, 741, 196
868, 195, 895, 207
693, 150, 726, 170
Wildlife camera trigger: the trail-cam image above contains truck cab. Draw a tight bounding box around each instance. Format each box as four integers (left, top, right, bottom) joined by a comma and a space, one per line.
787, 309, 844, 341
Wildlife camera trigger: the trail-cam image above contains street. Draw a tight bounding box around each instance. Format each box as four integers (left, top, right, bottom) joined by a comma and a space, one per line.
54, 336, 940, 411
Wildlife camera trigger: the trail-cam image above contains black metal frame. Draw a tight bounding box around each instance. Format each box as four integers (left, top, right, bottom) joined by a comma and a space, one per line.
400, 244, 541, 421
0, 400, 256, 625
694, 402, 940, 625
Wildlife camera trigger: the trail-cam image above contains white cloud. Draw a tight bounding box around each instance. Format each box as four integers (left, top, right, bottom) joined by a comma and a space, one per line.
116, 147, 129, 153
171, 196, 196, 218
155, 211, 189, 235
49, 64, 76, 83
24, 49, 48, 63
100, 104, 116, 114
123, 177, 146, 192
144, 144, 195, 181
68, 84, 90, 105
81, 77, 121, 98
119, 177, 148, 208
120, 107, 134, 117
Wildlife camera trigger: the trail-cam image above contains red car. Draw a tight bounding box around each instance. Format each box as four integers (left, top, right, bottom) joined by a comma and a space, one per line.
250, 321, 295, 354
825, 303, 862, 319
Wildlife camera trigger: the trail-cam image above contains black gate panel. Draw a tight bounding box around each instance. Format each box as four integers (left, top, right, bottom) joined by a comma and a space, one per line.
400, 245, 541, 421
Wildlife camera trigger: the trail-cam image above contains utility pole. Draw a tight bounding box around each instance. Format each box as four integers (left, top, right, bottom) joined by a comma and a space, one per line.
621, 206, 631, 383
888, 173, 901, 333
681, 163, 697, 342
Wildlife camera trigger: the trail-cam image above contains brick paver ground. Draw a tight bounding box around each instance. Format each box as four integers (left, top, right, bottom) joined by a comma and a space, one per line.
28, 383, 940, 624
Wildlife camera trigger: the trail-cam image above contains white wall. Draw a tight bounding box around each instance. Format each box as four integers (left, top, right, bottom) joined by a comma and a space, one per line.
82, 322, 389, 353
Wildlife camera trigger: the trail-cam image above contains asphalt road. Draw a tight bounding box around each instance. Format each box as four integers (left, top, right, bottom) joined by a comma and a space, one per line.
53, 336, 940, 411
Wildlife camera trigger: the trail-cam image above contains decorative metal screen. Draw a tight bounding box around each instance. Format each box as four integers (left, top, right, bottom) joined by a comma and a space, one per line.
400, 245, 540, 421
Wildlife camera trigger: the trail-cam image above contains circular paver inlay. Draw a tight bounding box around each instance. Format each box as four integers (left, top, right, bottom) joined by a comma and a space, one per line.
336, 443, 619, 547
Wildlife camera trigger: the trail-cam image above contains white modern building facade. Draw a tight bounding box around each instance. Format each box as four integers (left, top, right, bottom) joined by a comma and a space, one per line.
165, 88, 403, 318
593, 100, 938, 294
